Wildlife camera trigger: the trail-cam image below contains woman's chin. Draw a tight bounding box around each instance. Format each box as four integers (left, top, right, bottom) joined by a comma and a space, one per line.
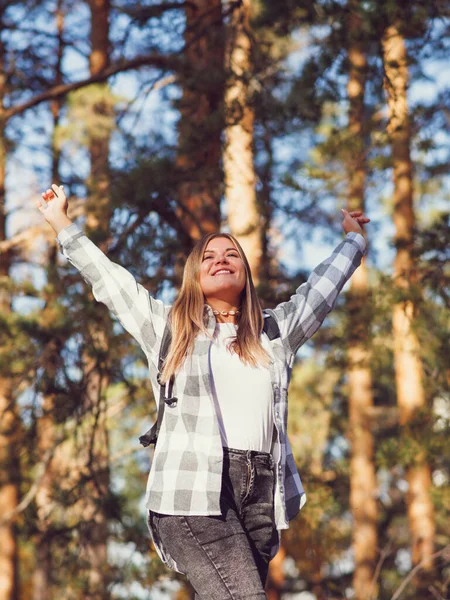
209, 283, 242, 295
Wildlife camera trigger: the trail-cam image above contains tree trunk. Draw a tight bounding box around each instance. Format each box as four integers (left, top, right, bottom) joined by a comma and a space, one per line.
86, 0, 112, 243
32, 5, 65, 599
346, 2, 378, 598
382, 22, 435, 572
267, 542, 285, 600
175, 0, 225, 243
224, 0, 263, 284
259, 130, 274, 275
0, 15, 20, 598
79, 2, 112, 597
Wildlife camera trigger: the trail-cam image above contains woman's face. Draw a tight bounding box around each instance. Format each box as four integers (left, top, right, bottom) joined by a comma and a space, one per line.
199, 237, 246, 303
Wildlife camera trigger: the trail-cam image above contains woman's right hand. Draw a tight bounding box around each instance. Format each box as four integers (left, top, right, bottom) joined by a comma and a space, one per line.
36, 183, 72, 234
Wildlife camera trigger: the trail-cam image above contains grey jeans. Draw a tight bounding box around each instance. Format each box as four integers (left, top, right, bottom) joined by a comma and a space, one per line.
148, 447, 278, 599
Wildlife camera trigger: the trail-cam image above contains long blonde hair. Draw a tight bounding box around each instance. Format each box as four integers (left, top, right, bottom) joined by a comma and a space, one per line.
160, 233, 271, 383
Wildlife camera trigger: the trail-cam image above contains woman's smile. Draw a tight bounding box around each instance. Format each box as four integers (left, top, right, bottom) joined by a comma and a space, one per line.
213, 269, 233, 276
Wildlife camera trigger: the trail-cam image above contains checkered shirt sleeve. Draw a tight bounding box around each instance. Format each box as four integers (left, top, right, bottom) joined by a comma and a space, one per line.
268, 232, 366, 355
56, 223, 168, 357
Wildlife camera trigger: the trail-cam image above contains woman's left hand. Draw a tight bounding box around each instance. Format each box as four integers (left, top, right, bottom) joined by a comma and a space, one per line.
341, 209, 370, 235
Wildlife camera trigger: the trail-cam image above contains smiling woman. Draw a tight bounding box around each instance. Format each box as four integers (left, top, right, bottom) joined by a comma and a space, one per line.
161, 232, 272, 385
36, 183, 369, 599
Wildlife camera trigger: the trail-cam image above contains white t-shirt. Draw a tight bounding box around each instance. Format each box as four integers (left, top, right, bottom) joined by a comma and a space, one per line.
209, 322, 274, 453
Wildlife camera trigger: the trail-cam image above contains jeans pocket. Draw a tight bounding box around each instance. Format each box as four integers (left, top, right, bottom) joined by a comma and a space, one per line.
148, 510, 166, 538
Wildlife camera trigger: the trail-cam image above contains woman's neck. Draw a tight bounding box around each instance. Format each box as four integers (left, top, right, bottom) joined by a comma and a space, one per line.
205, 297, 240, 324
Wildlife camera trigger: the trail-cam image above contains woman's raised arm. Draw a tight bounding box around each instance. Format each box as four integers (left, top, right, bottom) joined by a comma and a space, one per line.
265, 210, 370, 356
36, 184, 168, 358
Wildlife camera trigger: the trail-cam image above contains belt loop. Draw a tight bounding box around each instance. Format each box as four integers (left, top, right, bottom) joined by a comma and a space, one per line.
246, 449, 251, 462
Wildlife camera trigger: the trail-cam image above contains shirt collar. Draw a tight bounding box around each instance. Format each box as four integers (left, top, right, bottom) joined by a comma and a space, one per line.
203, 304, 217, 334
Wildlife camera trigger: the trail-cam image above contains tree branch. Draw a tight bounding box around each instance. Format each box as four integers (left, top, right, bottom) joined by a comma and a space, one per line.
391, 544, 450, 600
0, 198, 85, 254
368, 540, 394, 600
4, 54, 180, 120
4, 0, 242, 121
0, 436, 64, 527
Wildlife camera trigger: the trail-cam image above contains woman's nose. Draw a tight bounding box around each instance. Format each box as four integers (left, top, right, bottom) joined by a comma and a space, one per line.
215, 255, 229, 264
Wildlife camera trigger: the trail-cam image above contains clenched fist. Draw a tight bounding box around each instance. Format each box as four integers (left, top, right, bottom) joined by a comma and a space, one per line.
36, 183, 72, 235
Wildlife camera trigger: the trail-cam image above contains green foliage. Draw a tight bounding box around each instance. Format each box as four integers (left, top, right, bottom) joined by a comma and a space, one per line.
376, 410, 450, 470
54, 85, 123, 152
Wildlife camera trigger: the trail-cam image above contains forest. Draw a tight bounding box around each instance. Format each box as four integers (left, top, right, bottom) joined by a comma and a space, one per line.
0, 0, 449, 599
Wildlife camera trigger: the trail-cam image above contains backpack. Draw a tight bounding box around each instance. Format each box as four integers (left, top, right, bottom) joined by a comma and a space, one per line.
138, 314, 280, 448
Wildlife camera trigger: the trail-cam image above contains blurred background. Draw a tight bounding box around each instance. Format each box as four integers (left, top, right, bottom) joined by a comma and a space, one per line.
0, 0, 449, 599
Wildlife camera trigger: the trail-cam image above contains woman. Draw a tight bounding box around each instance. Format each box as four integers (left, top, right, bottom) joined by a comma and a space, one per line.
37, 183, 370, 599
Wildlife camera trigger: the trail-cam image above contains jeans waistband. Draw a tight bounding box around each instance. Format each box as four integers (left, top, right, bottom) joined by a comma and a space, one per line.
223, 446, 274, 469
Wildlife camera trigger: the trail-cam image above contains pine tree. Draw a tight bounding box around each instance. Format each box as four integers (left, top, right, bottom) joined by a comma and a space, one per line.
224, 0, 263, 284
174, 0, 225, 244
382, 17, 436, 579
32, 4, 67, 597
0, 4, 20, 596
345, 1, 378, 597
78, 1, 113, 596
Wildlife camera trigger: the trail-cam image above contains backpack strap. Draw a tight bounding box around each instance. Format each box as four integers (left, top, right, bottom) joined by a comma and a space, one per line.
262, 313, 280, 340
138, 320, 174, 448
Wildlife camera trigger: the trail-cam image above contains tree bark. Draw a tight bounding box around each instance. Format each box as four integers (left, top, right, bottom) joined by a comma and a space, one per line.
86, 0, 112, 243
32, 5, 65, 599
174, 0, 225, 243
346, 2, 378, 598
267, 542, 285, 600
223, 0, 263, 284
0, 13, 20, 598
79, 2, 112, 597
259, 130, 273, 277
382, 22, 435, 572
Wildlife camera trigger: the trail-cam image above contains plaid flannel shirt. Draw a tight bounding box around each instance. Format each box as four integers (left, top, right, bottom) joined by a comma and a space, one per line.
56, 223, 366, 573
